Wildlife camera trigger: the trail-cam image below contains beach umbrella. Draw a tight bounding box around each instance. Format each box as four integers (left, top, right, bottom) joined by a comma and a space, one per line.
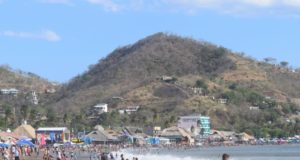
84, 136, 92, 145
16, 139, 35, 147
0, 143, 9, 148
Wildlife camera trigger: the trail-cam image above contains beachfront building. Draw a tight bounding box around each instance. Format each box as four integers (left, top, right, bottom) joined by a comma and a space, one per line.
160, 126, 194, 145
36, 127, 70, 144
14, 124, 36, 139
178, 115, 211, 139
119, 126, 148, 145
85, 125, 119, 144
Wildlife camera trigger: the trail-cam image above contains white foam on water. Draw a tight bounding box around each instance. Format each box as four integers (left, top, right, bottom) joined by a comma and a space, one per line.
115, 151, 214, 160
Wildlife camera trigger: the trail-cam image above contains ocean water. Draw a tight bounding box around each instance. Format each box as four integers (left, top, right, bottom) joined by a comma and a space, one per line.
120, 144, 300, 160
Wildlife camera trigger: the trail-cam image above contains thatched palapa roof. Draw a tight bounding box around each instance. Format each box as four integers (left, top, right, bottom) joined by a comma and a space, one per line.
14, 124, 36, 139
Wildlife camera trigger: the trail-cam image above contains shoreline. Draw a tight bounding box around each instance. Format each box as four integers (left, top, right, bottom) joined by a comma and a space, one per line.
115, 144, 300, 160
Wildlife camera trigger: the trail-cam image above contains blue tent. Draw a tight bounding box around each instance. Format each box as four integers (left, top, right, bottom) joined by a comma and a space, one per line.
0, 143, 9, 148
16, 139, 35, 147
83, 136, 93, 145
146, 137, 160, 145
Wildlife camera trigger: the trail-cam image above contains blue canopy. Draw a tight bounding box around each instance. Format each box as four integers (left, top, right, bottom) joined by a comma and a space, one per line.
83, 136, 93, 145
146, 137, 160, 145
0, 143, 9, 148
16, 139, 35, 147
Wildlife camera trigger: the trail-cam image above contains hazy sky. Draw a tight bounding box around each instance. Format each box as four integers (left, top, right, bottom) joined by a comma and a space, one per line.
0, 0, 300, 82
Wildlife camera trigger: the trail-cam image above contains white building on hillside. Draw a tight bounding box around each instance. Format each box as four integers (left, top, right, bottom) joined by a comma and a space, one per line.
0, 88, 19, 95
119, 106, 140, 115
93, 103, 108, 113
31, 91, 39, 105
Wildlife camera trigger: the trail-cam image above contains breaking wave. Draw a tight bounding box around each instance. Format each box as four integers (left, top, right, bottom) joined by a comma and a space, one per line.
117, 152, 212, 160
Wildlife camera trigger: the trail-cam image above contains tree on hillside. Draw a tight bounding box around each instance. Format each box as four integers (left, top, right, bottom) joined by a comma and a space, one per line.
4, 105, 12, 129
20, 105, 29, 120
63, 113, 71, 126
280, 61, 289, 68
29, 108, 38, 122
46, 108, 56, 124
195, 80, 209, 94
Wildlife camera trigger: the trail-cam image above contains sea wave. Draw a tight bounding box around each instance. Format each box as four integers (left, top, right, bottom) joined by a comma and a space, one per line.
117, 152, 212, 160
114, 145, 300, 160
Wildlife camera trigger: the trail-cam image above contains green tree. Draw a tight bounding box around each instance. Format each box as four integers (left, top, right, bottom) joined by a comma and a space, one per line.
20, 105, 29, 120
195, 80, 208, 90
46, 108, 56, 124
4, 105, 12, 129
169, 115, 176, 123
280, 61, 289, 68
195, 80, 209, 94
63, 113, 71, 126
29, 108, 38, 122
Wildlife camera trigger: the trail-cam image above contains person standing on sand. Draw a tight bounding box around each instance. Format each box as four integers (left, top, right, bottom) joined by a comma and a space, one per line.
14, 147, 20, 160
222, 153, 230, 160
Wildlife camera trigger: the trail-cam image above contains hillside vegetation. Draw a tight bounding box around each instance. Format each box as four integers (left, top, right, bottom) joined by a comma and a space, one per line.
0, 66, 58, 129
0, 65, 54, 92
3, 33, 300, 138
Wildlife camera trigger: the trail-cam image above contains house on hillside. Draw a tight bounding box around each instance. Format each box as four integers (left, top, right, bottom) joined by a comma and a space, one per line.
161, 76, 173, 81
93, 103, 108, 114
191, 87, 203, 95
263, 91, 287, 102
45, 88, 56, 94
119, 106, 140, 115
218, 98, 228, 104
31, 91, 39, 105
263, 91, 275, 100
0, 88, 19, 96
249, 106, 260, 111
159, 76, 177, 83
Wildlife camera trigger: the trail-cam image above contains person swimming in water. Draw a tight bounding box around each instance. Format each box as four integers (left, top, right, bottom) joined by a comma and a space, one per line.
222, 154, 230, 160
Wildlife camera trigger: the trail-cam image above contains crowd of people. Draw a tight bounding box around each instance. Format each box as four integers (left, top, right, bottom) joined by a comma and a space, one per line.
0, 143, 231, 160
40, 144, 230, 160
0, 145, 39, 160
